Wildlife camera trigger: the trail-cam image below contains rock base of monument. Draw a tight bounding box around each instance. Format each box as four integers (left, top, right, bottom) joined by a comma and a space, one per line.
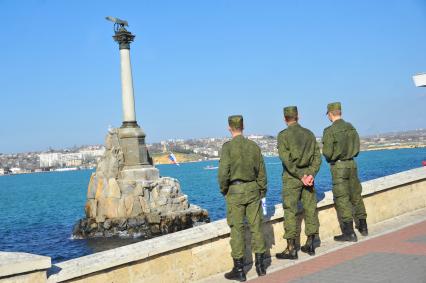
73, 205, 209, 239
72, 128, 209, 239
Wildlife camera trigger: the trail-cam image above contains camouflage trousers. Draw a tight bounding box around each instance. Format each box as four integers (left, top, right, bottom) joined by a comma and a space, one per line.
226, 182, 266, 259
282, 177, 319, 239
331, 161, 367, 223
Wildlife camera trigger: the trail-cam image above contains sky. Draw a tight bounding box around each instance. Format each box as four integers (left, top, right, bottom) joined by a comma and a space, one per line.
1, 0, 425, 153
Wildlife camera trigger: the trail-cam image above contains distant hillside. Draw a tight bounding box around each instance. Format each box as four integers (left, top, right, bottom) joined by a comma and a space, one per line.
151, 152, 206, 165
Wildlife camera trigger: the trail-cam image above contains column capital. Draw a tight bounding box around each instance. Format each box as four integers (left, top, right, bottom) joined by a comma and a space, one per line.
113, 28, 135, 50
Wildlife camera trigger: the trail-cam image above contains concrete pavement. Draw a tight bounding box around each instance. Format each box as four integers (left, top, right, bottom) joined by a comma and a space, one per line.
198, 208, 426, 283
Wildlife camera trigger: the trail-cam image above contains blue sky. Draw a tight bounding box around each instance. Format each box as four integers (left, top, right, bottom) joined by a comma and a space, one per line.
1, 0, 425, 153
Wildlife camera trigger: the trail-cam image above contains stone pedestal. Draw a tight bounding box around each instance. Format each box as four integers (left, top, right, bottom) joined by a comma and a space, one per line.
120, 167, 159, 181
118, 127, 151, 167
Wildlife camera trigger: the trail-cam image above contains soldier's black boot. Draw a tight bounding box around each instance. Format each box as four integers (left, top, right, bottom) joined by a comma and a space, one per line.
255, 253, 266, 276
276, 239, 298, 260
224, 258, 246, 282
334, 221, 358, 242
358, 219, 368, 236
300, 235, 316, 256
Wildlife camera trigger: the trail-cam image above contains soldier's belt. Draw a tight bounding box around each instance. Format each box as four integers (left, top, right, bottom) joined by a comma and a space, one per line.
330, 158, 353, 166
230, 179, 252, 186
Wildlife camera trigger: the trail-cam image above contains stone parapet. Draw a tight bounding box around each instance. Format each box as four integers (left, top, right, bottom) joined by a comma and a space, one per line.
0, 252, 51, 283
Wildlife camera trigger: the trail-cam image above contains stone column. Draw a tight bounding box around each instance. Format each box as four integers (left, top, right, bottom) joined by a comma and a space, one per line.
120, 48, 137, 124
111, 25, 152, 167
113, 28, 138, 128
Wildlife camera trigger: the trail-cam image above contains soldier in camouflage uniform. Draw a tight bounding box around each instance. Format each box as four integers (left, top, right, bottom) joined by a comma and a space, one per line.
322, 102, 368, 242
276, 106, 322, 260
218, 115, 267, 281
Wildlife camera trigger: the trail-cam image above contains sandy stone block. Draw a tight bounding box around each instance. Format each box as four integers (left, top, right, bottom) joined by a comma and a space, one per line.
84, 199, 97, 218
86, 173, 96, 199
132, 249, 194, 282
174, 181, 181, 191
118, 180, 136, 195
317, 207, 341, 239
191, 238, 233, 279
94, 176, 106, 199
104, 198, 119, 218
132, 183, 144, 196
159, 185, 173, 196
117, 198, 126, 218
124, 195, 134, 217
70, 264, 130, 283
182, 200, 189, 209
96, 197, 107, 219
191, 241, 213, 255
146, 213, 161, 224
139, 196, 150, 214
0, 270, 47, 283
150, 187, 159, 200
127, 258, 157, 281
155, 197, 168, 207
139, 254, 173, 278
174, 252, 195, 282
104, 178, 121, 199
175, 195, 187, 204
95, 215, 106, 223
130, 198, 143, 217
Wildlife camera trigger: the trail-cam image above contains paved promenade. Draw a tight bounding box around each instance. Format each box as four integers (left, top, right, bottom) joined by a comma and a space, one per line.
199, 208, 426, 283
251, 219, 426, 282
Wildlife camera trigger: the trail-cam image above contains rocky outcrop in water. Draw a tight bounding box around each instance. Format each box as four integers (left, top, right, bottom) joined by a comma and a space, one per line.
73, 129, 209, 239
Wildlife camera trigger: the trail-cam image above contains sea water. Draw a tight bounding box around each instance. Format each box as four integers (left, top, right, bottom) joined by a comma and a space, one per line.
0, 147, 425, 262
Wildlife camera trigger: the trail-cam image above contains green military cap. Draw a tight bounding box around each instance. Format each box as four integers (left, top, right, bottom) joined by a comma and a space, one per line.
228, 115, 244, 129
326, 102, 342, 114
283, 106, 298, 118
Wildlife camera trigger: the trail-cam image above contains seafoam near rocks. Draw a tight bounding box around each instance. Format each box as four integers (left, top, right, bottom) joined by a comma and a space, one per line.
73, 129, 209, 239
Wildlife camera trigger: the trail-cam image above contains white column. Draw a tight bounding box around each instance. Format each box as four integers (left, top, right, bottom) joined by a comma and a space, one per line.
119, 48, 137, 122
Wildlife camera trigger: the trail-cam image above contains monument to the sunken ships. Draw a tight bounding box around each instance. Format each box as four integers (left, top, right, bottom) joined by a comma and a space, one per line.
73, 17, 209, 239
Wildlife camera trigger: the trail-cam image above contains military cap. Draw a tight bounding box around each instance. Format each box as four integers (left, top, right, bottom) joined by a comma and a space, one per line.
326, 102, 342, 114
228, 115, 244, 129
283, 106, 298, 118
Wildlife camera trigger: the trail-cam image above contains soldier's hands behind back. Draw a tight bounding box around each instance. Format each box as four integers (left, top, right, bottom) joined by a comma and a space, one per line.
301, 175, 314, 187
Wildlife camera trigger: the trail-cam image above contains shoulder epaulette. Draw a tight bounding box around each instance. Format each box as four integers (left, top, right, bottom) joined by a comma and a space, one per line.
324, 125, 332, 132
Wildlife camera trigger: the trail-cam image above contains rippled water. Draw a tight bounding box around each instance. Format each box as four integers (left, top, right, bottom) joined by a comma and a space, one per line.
0, 147, 425, 263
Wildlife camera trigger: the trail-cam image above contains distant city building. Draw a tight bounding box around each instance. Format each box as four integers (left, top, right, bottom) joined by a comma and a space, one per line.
10, 167, 29, 174
247, 135, 265, 139
39, 152, 62, 168
39, 148, 105, 168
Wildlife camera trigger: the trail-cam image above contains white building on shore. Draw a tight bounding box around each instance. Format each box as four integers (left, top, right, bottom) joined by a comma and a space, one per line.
39, 148, 105, 168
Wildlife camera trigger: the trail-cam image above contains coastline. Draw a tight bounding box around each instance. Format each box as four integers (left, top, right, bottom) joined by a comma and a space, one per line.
152, 144, 426, 165
361, 144, 426, 152
1, 145, 424, 174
